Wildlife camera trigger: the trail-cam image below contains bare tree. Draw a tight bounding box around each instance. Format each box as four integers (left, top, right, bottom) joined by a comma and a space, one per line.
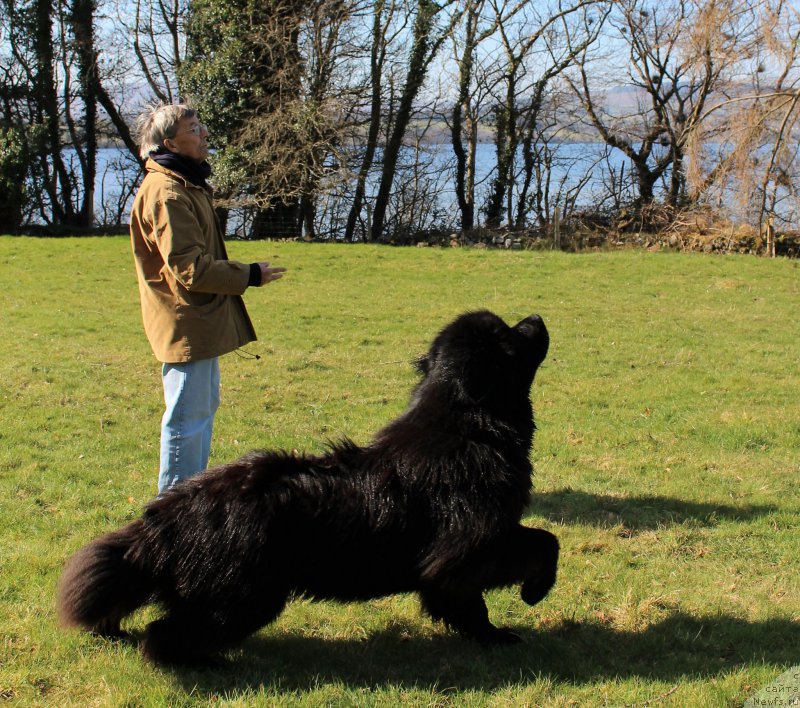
342, 0, 406, 242
690, 0, 800, 233
0, 0, 145, 229
482, 0, 602, 228
381, 103, 459, 240
515, 78, 599, 230
1, 1, 32, 229
65, 0, 101, 226
216, 0, 371, 239
369, 0, 463, 241
130, 0, 184, 103
568, 0, 747, 213
100, 0, 187, 164
446, 0, 510, 231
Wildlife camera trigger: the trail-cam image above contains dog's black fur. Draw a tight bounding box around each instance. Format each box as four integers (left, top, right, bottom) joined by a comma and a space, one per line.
58, 310, 559, 665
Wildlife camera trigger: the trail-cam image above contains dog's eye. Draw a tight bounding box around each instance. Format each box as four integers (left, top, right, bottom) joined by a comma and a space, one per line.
493, 326, 514, 346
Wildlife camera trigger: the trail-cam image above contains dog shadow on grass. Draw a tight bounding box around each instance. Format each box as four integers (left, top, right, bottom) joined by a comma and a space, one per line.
526, 487, 778, 531
159, 489, 782, 694
168, 612, 798, 695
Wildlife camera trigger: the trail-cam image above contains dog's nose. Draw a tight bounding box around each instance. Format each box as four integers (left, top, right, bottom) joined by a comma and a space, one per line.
515, 314, 544, 333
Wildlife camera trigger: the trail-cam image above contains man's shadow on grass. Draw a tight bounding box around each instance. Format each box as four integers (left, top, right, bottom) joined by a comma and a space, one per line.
526, 487, 778, 531
168, 612, 797, 694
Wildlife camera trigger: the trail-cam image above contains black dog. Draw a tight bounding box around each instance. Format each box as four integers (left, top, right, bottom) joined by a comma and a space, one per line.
58, 310, 559, 665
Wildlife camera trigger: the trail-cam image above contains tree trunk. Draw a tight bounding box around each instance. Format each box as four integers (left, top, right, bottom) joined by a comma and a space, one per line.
635, 163, 658, 206
344, 0, 384, 242
485, 102, 509, 227
371, 0, 439, 241
69, 0, 98, 227
33, 0, 74, 225
450, 7, 478, 232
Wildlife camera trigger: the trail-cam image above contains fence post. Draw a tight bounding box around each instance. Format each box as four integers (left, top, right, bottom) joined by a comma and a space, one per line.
554, 207, 561, 250
764, 216, 775, 258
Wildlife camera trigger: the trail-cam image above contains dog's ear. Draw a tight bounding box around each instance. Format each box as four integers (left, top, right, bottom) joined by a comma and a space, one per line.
413, 355, 430, 377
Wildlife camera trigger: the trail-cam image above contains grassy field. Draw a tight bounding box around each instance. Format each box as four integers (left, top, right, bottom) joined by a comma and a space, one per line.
0, 236, 798, 706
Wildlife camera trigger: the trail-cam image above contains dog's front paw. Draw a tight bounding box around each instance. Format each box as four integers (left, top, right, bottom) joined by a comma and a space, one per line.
521, 577, 554, 606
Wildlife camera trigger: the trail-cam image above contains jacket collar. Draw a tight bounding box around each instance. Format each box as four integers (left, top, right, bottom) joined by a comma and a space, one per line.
150, 148, 212, 186
145, 157, 213, 193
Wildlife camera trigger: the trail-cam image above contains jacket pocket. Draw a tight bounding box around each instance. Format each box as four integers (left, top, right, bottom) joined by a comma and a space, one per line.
175, 293, 226, 318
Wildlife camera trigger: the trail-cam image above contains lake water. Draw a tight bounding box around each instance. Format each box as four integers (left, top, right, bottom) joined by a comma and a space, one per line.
86, 141, 644, 234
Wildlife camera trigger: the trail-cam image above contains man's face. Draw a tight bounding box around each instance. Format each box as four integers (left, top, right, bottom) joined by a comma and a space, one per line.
164, 115, 209, 164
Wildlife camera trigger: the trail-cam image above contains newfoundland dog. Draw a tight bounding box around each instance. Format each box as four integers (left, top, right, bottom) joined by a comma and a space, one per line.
58, 310, 559, 665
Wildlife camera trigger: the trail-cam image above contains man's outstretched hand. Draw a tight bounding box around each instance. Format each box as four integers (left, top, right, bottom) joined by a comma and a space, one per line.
257, 262, 287, 286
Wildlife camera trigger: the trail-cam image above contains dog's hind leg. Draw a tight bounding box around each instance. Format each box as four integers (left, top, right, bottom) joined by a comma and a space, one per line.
419, 587, 521, 645
140, 613, 217, 666
140, 590, 289, 666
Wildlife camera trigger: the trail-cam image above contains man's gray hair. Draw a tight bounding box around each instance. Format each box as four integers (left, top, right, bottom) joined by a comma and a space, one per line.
135, 102, 197, 159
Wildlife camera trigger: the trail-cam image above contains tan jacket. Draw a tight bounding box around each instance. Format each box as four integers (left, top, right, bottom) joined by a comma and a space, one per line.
130, 159, 256, 363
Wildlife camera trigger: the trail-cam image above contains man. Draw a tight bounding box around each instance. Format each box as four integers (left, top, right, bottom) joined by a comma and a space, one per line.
130, 102, 286, 494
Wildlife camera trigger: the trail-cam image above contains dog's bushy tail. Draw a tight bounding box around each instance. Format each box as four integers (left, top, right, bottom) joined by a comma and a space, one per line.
57, 520, 153, 636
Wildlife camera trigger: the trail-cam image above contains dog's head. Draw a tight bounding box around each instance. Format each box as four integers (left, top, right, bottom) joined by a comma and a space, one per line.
415, 310, 549, 409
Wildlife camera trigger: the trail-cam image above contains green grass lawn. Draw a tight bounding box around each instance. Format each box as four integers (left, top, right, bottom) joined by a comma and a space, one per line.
0, 236, 798, 706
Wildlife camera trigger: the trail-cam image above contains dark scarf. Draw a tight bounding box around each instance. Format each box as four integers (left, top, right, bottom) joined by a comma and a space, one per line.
150, 147, 212, 188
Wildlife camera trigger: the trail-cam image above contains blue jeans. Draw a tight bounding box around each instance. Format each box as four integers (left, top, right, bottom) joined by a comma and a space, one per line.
158, 358, 220, 494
